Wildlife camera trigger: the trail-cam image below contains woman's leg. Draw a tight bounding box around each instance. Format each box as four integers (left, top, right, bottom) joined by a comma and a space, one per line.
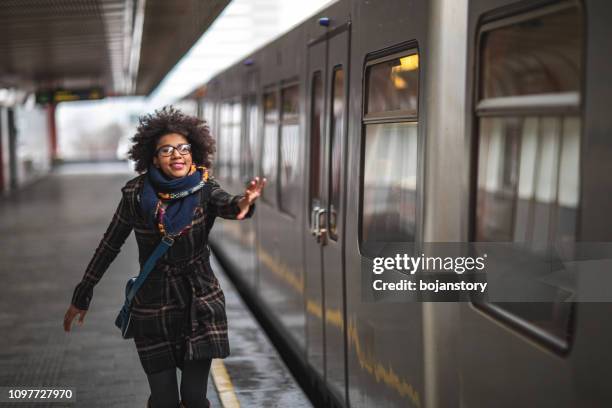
146, 367, 180, 408
180, 358, 212, 408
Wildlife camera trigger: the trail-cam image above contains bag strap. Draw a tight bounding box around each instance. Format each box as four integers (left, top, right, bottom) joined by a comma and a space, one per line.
125, 235, 174, 306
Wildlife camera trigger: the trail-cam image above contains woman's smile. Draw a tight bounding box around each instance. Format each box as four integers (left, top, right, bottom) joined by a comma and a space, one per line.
153, 133, 193, 178
170, 162, 185, 171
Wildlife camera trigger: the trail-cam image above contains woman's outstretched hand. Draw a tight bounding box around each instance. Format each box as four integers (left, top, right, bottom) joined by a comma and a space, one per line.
64, 304, 87, 332
237, 176, 267, 220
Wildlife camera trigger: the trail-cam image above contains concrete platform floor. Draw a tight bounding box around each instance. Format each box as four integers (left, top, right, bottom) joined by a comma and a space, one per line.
0, 163, 311, 408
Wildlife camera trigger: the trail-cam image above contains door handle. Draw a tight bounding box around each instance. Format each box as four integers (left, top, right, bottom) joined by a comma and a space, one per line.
310, 205, 320, 235
316, 207, 327, 245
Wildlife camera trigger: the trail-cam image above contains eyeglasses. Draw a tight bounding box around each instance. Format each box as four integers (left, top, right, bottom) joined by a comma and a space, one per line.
156, 143, 192, 157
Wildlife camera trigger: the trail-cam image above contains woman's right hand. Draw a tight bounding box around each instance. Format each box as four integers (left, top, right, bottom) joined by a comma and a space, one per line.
64, 304, 87, 332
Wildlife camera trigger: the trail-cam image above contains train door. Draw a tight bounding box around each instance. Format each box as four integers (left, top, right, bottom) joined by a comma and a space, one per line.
305, 25, 350, 406
304, 35, 327, 387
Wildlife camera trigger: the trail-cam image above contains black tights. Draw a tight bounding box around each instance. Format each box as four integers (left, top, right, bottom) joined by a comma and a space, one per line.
146, 358, 212, 408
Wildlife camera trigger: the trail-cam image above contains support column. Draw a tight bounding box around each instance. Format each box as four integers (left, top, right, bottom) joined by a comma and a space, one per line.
422, 0, 469, 407
47, 103, 58, 163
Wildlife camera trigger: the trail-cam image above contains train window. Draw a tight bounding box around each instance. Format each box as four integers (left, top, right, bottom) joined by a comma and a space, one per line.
279, 84, 300, 216
480, 7, 581, 100
208, 100, 218, 147
241, 94, 257, 181
230, 101, 242, 182
261, 90, 278, 205
218, 100, 241, 182
197, 99, 204, 120
360, 50, 420, 251
474, 4, 583, 350
218, 101, 232, 178
309, 72, 323, 228
202, 100, 214, 128
365, 53, 418, 118
329, 67, 345, 240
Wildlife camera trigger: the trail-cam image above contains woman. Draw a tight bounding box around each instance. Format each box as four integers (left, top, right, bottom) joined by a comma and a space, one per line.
63, 106, 265, 408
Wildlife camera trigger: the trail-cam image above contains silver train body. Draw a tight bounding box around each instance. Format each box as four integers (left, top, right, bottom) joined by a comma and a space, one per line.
194, 0, 612, 406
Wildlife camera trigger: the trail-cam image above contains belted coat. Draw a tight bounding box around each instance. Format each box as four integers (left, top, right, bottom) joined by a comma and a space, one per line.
70, 173, 254, 375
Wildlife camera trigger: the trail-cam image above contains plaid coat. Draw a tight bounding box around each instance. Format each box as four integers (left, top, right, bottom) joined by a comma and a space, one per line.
71, 173, 255, 375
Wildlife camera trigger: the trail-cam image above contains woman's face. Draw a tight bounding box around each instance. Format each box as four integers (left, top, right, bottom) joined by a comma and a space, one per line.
153, 133, 193, 179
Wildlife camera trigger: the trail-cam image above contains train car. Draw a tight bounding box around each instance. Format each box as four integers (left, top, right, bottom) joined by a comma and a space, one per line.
195, 0, 612, 406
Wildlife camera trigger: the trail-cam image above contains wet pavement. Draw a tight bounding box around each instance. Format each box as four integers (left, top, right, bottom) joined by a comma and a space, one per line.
0, 163, 311, 408
213, 257, 312, 408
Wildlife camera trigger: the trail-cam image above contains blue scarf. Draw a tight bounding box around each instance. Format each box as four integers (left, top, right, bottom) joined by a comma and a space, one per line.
141, 164, 204, 236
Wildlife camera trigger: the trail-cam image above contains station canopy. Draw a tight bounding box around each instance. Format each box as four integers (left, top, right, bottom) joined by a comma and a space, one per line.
0, 0, 229, 98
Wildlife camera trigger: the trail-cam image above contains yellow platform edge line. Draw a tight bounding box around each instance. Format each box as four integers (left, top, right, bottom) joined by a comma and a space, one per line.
211, 358, 241, 408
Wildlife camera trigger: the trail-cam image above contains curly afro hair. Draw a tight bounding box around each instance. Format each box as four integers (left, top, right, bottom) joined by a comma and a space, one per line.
128, 105, 215, 173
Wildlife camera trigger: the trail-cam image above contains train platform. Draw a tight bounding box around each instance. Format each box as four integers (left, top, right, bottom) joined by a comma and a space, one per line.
0, 163, 312, 408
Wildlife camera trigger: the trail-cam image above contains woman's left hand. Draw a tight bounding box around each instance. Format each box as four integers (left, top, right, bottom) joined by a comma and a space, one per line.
237, 176, 267, 219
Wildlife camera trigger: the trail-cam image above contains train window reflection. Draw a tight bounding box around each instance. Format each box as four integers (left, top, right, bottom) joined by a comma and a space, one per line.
261, 90, 278, 205
556, 117, 580, 243
242, 94, 257, 180
279, 84, 300, 216
362, 122, 418, 244
476, 116, 579, 244
366, 53, 418, 117
230, 102, 241, 182
218, 100, 241, 182
218, 102, 232, 178
480, 7, 582, 99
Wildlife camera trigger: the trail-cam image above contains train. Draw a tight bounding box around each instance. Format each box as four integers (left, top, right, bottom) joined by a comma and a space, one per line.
185, 0, 612, 406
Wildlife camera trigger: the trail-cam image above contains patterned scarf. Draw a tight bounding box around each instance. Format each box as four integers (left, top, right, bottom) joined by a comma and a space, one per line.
141, 164, 208, 236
